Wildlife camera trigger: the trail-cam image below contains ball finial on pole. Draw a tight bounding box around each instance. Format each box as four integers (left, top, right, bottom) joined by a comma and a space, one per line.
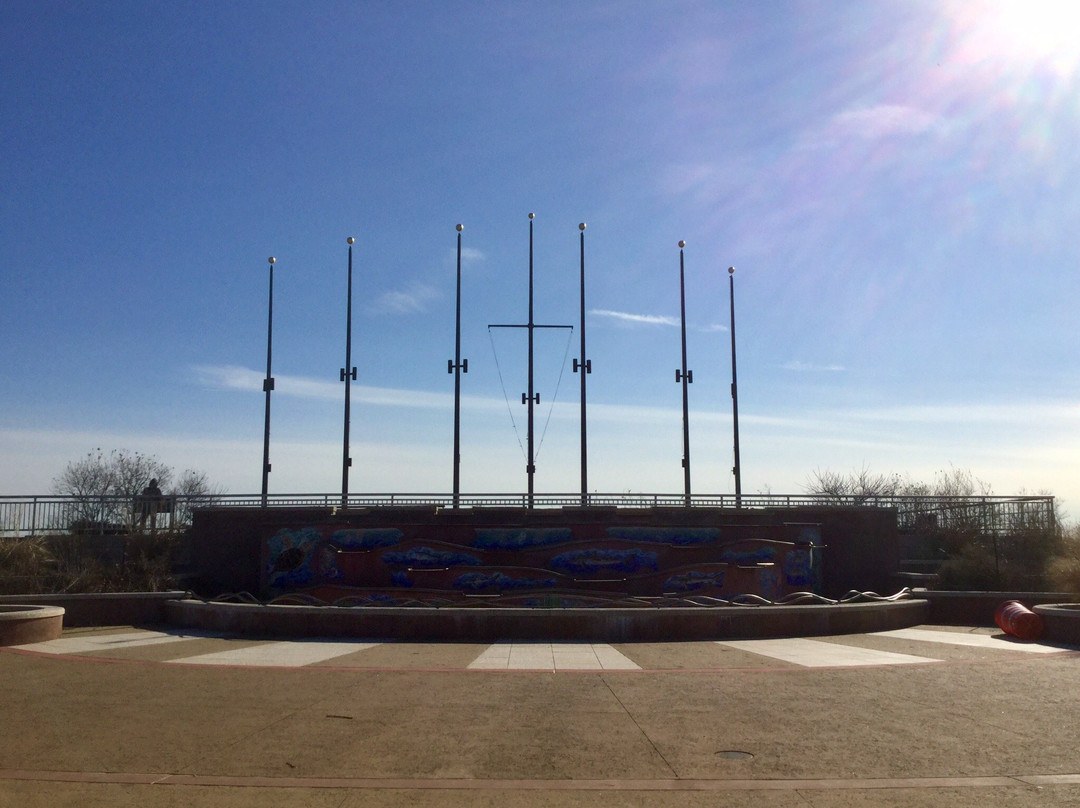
456, 223, 464, 232
678, 240, 686, 248
347, 237, 355, 245
268, 257, 275, 264
528, 212, 535, 220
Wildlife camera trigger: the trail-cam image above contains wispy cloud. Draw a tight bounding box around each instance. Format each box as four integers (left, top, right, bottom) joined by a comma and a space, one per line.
369, 282, 439, 315
192, 365, 504, 412
781, 361, 846, 372
460, 247, 485, 263
590, 309, 726, 333
837, 402, 1080, 426
194, 365, 443, 406
824, 104, 938, 142
590, 309, 679, 327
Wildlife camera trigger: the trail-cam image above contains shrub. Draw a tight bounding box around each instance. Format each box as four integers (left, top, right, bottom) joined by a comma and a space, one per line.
1048, 526, 1080, 594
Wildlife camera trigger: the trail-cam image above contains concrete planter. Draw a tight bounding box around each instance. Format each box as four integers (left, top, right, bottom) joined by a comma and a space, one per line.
914, 589, 1080, 626
0, 604, 65, 646
0, 591, 186, 627
166, 597, 929, 642
1033, 603, 1080, 645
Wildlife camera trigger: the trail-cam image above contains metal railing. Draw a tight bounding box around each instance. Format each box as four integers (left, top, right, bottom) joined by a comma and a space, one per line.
0, 492, 1056, 537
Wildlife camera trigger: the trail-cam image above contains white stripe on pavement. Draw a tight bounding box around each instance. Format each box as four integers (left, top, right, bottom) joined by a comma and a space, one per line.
872, 628, 1066, 653
468, 643, 640, 671
717, 638, 939, 668
590, 644, 641, 670
169, 640, 381, 667
13, 629, 215, 655
468, 642, 513, 669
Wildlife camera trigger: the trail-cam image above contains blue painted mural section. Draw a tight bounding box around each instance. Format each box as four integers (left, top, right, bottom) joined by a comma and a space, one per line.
381, 547, 481, 568
329, 528, 402, 550
472, 528, 572, 550
454, 571, 559, 591
550, 549, 658, 575
266, 527, 342, 590
663, 570, 727, 592
759, 567, 781, 600
606, 527, 720, 545
720, 547, 776, 565
262, 520, 823, 602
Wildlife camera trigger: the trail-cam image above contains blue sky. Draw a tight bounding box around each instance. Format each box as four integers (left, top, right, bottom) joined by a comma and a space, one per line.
2, 0, 1079, 512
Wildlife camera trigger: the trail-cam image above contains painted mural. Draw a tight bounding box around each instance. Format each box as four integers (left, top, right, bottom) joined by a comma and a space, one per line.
262, 520, 823, 606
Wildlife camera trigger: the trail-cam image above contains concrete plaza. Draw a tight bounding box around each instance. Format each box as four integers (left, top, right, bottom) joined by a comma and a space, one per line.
2, 624, 1080, 807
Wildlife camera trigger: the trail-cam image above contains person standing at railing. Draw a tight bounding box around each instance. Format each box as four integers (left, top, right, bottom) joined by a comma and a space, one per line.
136, 479, 164, 533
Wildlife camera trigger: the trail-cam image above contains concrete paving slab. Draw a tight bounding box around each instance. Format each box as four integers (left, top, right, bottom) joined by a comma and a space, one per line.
813, 631, 1022, 663
168, 639, 381, 667
591, 643, 641, 670
313, 641, 487, 669
716, 637, 939, 667
467, 641, 512, 669
610, 640, 800, 670
469, 642, 640, 671
88, 636, 268, 663
11, 628, 203, 655
873, 627, 1066, 653
508, 642, 556, 670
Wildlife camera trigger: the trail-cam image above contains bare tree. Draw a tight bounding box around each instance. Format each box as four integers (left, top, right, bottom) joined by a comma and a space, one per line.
53, 449, 169, 529
805, 465, 992, 501
171, 469, 226, 526
804, 465, 904, 503
52, 449, 222, 532
804, 465, 1062, 589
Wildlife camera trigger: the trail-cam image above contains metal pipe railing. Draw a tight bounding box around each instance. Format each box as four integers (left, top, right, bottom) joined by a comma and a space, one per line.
0, 492, 1057, 537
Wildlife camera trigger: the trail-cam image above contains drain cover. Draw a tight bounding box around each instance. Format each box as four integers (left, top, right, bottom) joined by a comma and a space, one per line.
715, 750, 754, 760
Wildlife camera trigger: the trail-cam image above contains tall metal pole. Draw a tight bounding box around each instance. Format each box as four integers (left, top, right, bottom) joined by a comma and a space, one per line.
525, 213, 538, 506
676, 240, 693, 506
488, 214, 570, 509
729, 266, 742, 507
341, 237, 357, 509
261, 256, 276, 507
573, 222, 590, 505
449, 224, 468, 507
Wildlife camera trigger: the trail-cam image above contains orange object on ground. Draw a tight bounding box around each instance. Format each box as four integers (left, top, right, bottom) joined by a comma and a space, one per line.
994, 599, 1044, 640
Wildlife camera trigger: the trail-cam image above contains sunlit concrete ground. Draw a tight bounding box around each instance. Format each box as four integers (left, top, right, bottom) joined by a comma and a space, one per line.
2, 624, 1080, 807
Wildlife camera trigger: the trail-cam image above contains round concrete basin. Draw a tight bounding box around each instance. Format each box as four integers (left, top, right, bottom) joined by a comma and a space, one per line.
1033, 603, 1080, 645
0, 604, 65, 646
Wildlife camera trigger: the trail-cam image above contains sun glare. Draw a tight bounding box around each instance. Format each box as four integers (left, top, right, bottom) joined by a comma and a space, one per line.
957, 0, 1080, 76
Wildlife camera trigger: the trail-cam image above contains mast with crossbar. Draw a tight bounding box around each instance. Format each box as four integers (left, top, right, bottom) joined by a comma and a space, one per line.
487, 213, 572, 507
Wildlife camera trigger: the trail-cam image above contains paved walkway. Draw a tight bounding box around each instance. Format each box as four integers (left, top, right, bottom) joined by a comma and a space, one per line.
6, 624, 1071, 671
2, 625, 1079, 806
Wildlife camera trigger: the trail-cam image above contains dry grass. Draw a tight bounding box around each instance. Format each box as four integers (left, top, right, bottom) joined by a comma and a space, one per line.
0, 532, 179, 594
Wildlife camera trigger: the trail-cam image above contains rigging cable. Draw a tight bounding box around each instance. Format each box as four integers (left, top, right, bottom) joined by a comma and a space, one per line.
487, 326, 527, 460
535, 325, 575, 460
